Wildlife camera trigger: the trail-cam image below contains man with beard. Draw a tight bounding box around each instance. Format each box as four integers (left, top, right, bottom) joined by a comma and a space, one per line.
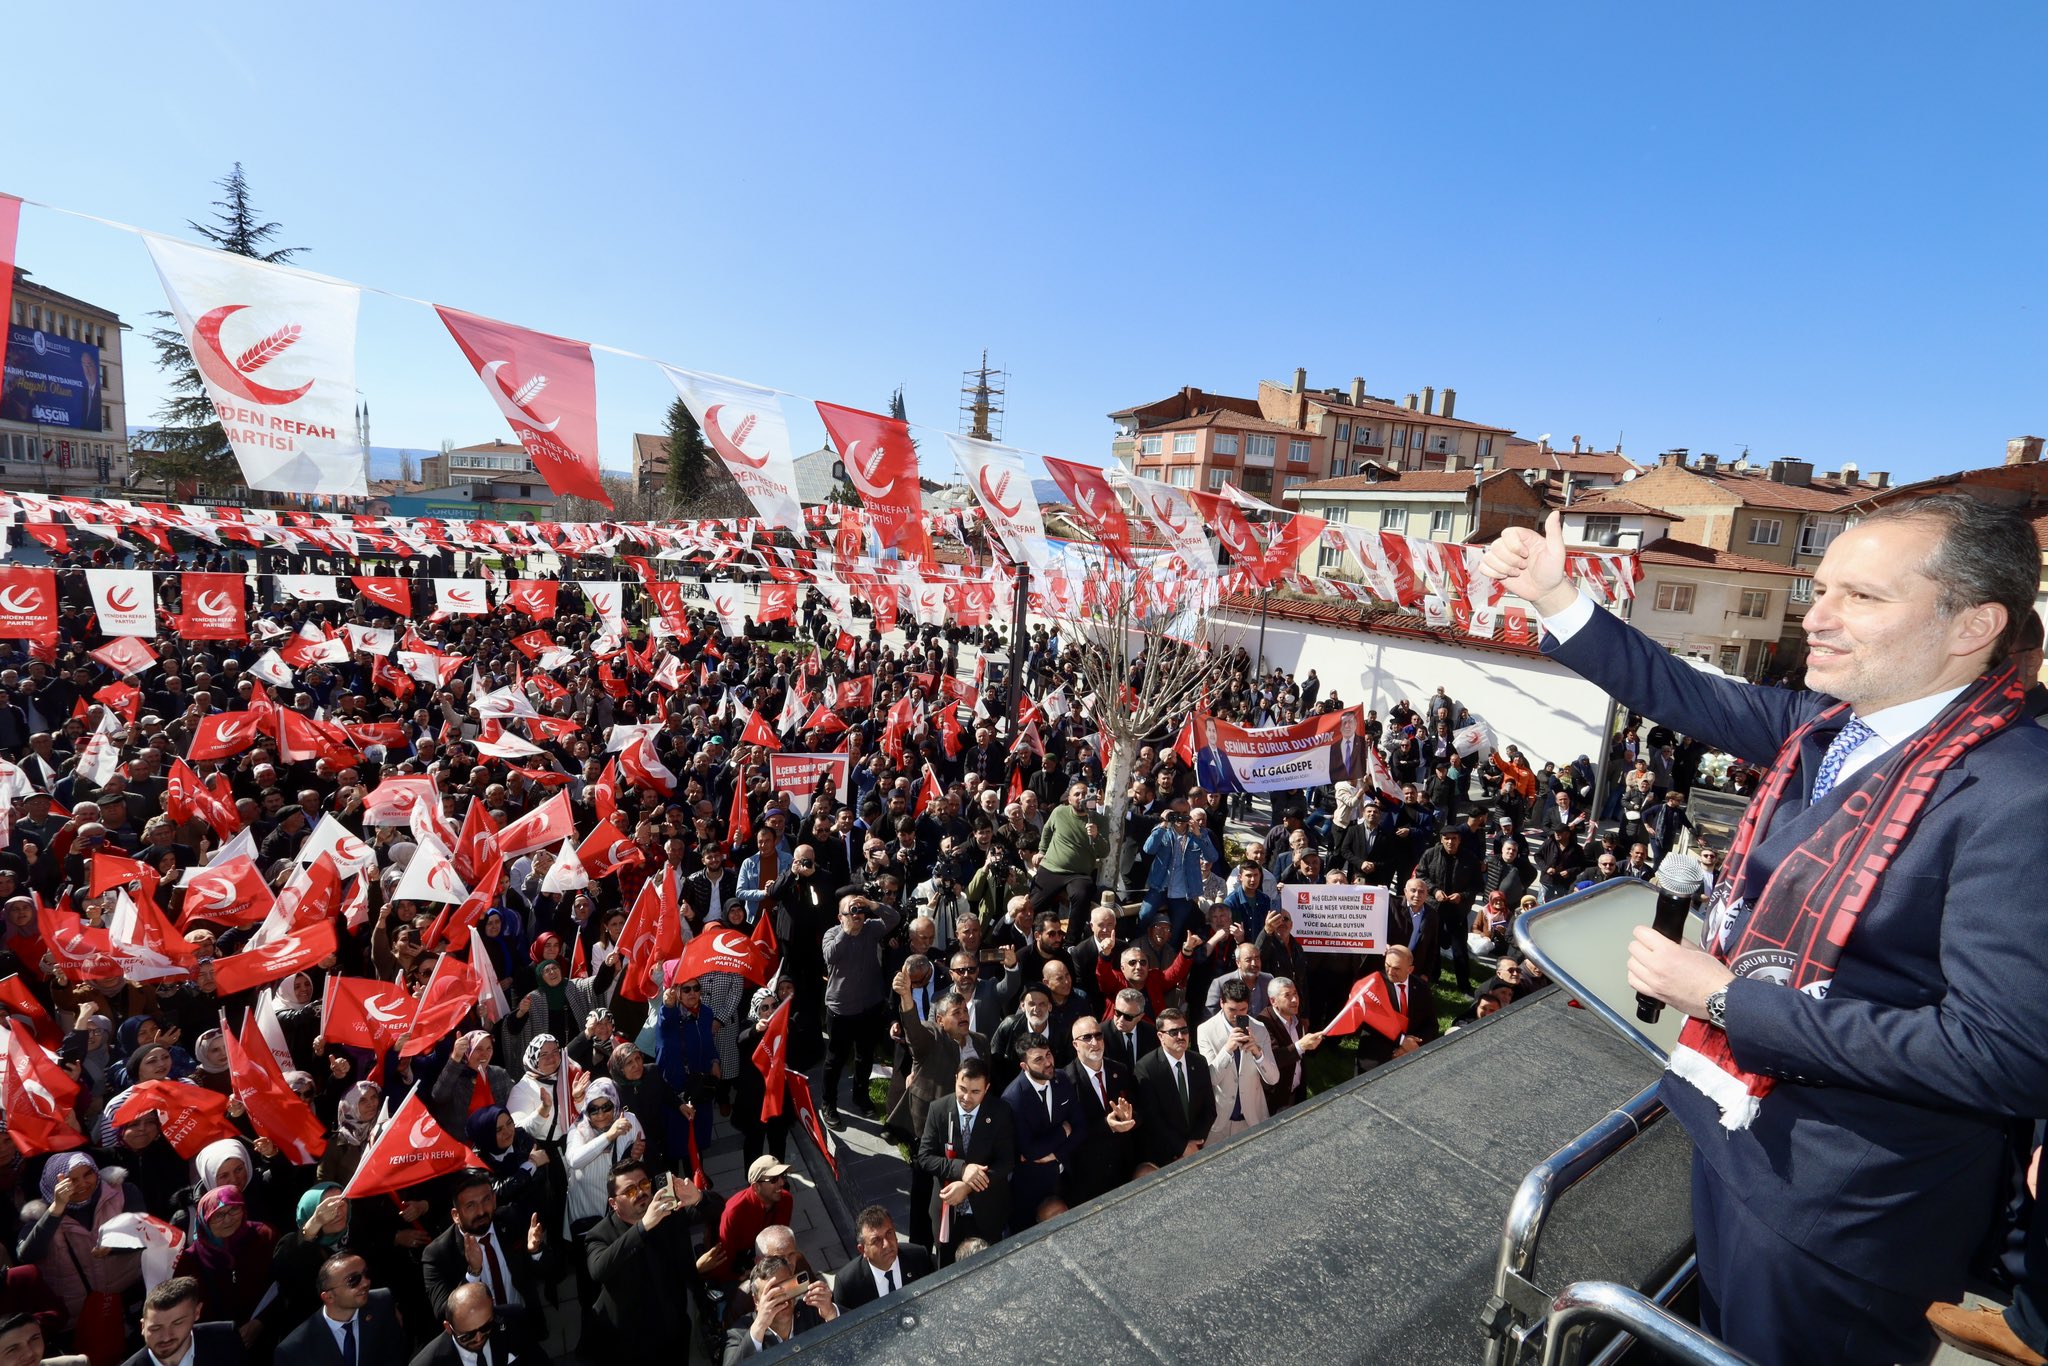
1001, 1034, 1081, 1231
584, 1159, 703, 1357
1062, 1015, 1138, 1206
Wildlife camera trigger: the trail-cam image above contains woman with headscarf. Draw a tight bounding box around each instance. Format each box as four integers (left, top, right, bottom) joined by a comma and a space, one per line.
563, 1078, 644, 1239
169, 1186, 274, 1341
506, 1034, 574, 1240
189, 1028, 232, 1096
464, 1104, 549, 1231
501, 955, 607, 1064
74, 1015, 114, 1096
90, 1041, 177, 1148
269, 971, 323, 1070
426, 1029, 513, 1134
16, 1152, 141, 1365
175, 1138, 265, 1241
316, 1080, 382, 1187
256, 1181, 353, 1352
606, 1038, 690, 1174
476, 909, 520, 1003
733, 985, 795, 1169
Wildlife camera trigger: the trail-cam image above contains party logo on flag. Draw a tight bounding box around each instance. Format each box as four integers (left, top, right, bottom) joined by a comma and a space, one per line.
662, 369, 804, 533
437, 307, 610, 506
0, 568, 57, 640
145, 237, 365, 495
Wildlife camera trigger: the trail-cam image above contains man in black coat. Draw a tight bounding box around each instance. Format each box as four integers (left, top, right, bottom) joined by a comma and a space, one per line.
275, 1253, 408, 1365
831, 1206, 936, 1312
916, 1059, 1016, 1264
770, 846, 837, 1067
124, 1276, 247, 1366
1132, 1008, 1216, 1170
1062, 1015, 1139, 1205
1413, 826, 1477, 991
681, 841, 742, 929
585, 1158, 706, 1353
420, 1170, 547, 1335
406, 1283, 547, 1366
1345, 945, 1441, 1073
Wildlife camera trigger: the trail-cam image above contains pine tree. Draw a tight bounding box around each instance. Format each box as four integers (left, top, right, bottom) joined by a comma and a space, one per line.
138, 164, 304, 497
662, 396, 711, 508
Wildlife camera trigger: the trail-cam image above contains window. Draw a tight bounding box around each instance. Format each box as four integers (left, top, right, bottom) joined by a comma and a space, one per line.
1140, 436, 1162, 456
1245, 435, 1276, 461
1335, 423, 1350, 442
1172, 433, 1196, 455
1355, 427, 1373, 446
1429, 434, 1454, 454
1791, 577, 1814, 604
1654, 582, 1696, 612
1429, 509, 1453, 535
1320, 505, 1349, 523
1284, 475, 1307, 488
1380, 507, 1405, 531
1316, 538, 1346, 573
1581, 515, 1621, 547
1288, 440, 1312, 463
1739, 589, 1770, 619
1207, 470, 1228, 489
1392, 429, 1407, 449
1747, 517, 1782, 546
1213, 434, 1238, 456
1798, 515, 1844, 557
1169, 468, 1195, 488
1477, 435, 1493, 460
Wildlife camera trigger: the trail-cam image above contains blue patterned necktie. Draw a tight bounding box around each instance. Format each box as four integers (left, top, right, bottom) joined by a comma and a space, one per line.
1810, 719, 1877, 803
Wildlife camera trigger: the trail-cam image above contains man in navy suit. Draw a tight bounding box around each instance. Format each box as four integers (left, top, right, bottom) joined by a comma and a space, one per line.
123, 1277, 247, 1366
1001, 1032, 1082, 1231
1484, 497, 2048, 1366
276, 1252, 408, 1365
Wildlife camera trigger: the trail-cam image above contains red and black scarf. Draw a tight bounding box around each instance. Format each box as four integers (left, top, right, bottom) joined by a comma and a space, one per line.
1669, 662, 2026, 1129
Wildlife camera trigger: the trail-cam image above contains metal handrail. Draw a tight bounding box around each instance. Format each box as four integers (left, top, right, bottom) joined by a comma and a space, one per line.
1539, 1281, 1756, 1366
1480, 1083, 1668, 1365
1582, 1255, 1698, 1366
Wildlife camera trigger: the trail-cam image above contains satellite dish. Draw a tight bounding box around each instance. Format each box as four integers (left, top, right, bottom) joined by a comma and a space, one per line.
1621, 469, 1639, 482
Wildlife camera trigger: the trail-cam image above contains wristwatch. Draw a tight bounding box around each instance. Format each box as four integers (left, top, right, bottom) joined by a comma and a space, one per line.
1705, 987, 1729, 1030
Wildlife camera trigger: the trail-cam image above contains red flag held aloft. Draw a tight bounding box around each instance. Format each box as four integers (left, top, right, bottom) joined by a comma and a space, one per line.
752, 997, 792, 1121
340, 1087, 482, 1200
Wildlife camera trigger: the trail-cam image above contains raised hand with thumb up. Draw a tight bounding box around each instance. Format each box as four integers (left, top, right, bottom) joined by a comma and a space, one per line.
1478, 510, 1576, 617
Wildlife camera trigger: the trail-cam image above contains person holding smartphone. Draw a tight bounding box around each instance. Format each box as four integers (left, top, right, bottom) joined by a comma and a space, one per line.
728, 1253, 838, 1360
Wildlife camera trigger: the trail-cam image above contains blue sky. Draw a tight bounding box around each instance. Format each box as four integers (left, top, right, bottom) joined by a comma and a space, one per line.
9, 3, 2045, 484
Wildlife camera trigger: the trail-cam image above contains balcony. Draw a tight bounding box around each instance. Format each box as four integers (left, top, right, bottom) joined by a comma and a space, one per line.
1243, 450, 1275, 469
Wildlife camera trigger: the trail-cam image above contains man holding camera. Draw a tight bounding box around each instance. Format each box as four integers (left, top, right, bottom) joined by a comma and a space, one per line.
820, 891, 902, 1129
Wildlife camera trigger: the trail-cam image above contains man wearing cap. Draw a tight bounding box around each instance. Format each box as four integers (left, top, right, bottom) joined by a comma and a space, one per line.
716, 1158, 795, 1273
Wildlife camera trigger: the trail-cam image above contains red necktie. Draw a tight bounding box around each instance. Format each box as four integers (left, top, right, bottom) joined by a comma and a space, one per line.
1396, 983, 1407, 1016
483, 1232, 509, 1304
1092, 1069, 1106, 1110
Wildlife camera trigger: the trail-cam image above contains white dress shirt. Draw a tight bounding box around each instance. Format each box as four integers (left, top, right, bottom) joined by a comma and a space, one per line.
145, 1340, 198, 1366
869, 1255, 904, 1297
324, 1307, 362, 1359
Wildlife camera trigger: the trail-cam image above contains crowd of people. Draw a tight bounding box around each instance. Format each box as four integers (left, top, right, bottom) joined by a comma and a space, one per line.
0, 532, 1695, 1365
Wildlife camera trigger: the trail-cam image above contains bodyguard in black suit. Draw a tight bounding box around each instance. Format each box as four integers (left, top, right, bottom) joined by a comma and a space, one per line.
421, 1170, 547, 1333
125, 1277, 246, 1366
1487, 501, 2048, 1365
916, 1059, 1016, 1263
585, 1157, 706, 1353
1131, 1009, 1216, 1169
407, 1283, 547, 1366
1000, 1035, 1083, 1230
831, 1207, 936, 1312
1063, 1020, 1138, 1205
274, 1254, 407, 1366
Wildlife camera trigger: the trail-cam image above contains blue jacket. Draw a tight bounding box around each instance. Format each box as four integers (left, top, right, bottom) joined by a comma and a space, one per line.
1142, 825, 1214, 897
656, 1002, 718, 1090
1549, 604, 2048, 1298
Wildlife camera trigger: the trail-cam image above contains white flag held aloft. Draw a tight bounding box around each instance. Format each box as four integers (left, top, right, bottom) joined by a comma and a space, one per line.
660, 368, 805, 534
947, 434, 1050, 573
84, 569, 156, 637
1119, 470, 1218, 574
145, 236, 366, 495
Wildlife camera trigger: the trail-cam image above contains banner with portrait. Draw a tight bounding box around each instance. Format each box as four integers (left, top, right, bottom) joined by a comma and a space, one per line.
1191, 703, 1373, 794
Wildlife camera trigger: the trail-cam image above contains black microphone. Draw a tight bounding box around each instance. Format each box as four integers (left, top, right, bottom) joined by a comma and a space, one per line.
1637, 851, 1706, 1024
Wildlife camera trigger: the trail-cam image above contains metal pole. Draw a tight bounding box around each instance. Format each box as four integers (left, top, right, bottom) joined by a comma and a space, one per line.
1255, 583, 1271, 673
1005, 565, 1030, 737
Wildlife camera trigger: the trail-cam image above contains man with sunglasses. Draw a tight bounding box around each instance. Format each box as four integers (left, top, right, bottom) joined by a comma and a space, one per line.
1132, 1008, 1216, 1172
407, 1282, 544, 1366
586, 1159, 704, 1359
1063, 1015, 1139, 1205
277, 1253, 405, 1365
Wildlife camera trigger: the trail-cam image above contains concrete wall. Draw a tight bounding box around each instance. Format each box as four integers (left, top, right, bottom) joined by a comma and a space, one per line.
1206, 608, 1615, 766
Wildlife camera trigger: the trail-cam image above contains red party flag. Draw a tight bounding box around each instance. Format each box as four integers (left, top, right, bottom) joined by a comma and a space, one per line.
321, 976, 416, 1053
352, 576, 413, 616
400, 951, 484, 1057
437, 306, 611, 506
751, 997, 791, 1121
496, 790, 574, 860
187, 712, 262, 764
175, 856, 275, 929
1322, 972, 1409, 1044
113, 1080, 238, 1159
224, 1012, 326, 1164
675, 924, 774, 986
340, 1086, 482, 1200
740, 709, 782, 752
785, 1072, 839, 1179
210, 921, 339, 997
2, 1019, 82, 1155
0, 976, 59, 1048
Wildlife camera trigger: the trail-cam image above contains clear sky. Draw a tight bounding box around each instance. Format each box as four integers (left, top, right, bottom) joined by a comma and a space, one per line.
9, 2, 2045, 485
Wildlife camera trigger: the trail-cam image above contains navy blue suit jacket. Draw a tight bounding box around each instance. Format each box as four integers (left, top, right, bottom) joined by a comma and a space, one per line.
1002, 1070, 1083, 1178
1550, 605, 2048, 1294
